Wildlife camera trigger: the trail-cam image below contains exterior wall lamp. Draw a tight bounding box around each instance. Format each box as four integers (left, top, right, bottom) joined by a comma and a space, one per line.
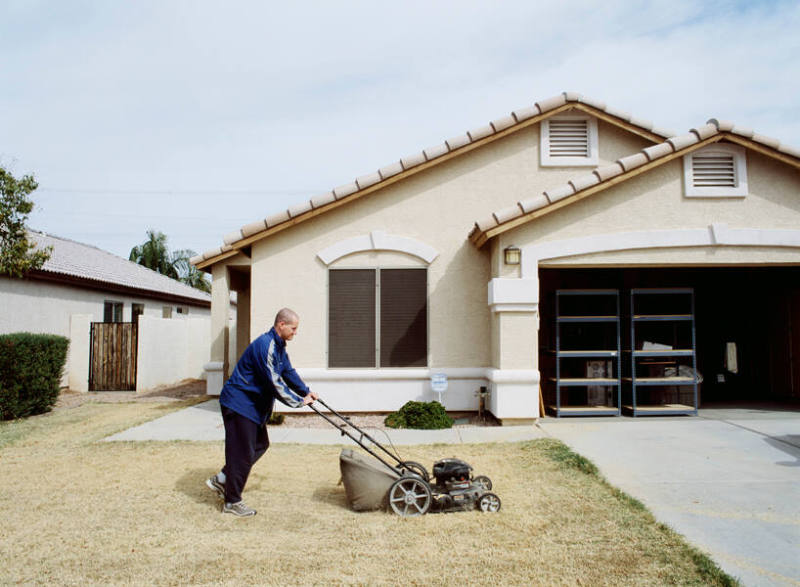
503, 245, 521, 265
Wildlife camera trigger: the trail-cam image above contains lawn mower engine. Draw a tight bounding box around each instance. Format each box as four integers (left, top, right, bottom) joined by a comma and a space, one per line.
429, 458, 501, 513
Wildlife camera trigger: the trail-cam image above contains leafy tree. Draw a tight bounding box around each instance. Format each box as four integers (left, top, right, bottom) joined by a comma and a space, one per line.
0, 166, 51, 277
129, 230, 210, 293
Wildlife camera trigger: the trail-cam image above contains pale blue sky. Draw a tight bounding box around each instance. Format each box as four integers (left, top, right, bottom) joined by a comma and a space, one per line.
1, 0, 798, 259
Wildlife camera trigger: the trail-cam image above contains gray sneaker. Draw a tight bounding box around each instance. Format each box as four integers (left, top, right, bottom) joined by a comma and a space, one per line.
205, 474, 225, 500
223, 501, 257, 517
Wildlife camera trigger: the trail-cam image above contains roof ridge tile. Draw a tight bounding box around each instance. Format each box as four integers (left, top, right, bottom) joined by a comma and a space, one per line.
667, 133, 700, 151
642, 142, 675, 160
617, 152, 649, 172
311, 191, 336, 208
511, 105, 540, 122
519, 193, 550, 213
535, 94, 567, 114
445, 133, 471, 151
265, 210, 290, 227
543, 183, 576, 203
332, 182, 359, 199
594, 162, 625, 182
223, 230, 243, 245
491, 114, 517, 132
423, 143, 450, 160
288, 200, 313, 217
400, 151, 426, 169
355, 172, 381, 190
569, 174, 601, 192
378, 161, 404, 180
751, 133, 781, 150
467, 124, 494, 142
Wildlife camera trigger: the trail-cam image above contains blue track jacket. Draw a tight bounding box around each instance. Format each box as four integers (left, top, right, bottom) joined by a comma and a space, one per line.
220, 327, 310, 426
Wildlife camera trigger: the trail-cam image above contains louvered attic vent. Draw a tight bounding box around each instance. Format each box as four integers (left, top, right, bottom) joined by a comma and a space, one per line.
549, 119, 590, 157
683, 144, 748, 197
691, 153, 736, 187
541, 115, 598, 166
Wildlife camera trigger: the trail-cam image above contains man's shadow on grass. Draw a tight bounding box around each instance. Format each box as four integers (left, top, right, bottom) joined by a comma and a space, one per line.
174, 469, 350, 510
175, 468, 228, 506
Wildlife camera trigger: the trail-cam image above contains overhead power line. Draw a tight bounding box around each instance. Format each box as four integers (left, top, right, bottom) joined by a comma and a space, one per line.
37, 187, 319, 195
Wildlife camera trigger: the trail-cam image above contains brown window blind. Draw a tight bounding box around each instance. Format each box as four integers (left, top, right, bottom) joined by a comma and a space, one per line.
380, 269, 427, 367
328, 269, 376, 367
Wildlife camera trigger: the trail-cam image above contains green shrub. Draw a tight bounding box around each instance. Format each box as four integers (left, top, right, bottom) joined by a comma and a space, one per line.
268, 412, 285, 425
384, 400, 453, 429
0, 333, 69, 420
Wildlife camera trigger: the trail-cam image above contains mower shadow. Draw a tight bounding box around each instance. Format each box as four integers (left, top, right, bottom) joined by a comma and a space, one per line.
311, 483, 350, 510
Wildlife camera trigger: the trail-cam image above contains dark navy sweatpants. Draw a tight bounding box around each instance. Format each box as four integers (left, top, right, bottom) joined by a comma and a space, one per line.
221, 406, 270, 504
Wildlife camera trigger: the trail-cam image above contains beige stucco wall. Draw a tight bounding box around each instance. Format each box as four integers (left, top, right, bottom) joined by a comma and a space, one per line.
136, 316, 210, 391
233, 116, 653, 372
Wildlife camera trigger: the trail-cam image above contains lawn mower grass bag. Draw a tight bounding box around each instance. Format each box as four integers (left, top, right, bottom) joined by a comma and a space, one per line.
340, 448, 400, 511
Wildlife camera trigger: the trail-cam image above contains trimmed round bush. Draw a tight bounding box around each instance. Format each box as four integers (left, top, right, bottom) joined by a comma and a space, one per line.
384, 400, 453, 430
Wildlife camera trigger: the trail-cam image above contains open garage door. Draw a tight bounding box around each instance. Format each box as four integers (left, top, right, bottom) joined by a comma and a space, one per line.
539, 267, 800, 407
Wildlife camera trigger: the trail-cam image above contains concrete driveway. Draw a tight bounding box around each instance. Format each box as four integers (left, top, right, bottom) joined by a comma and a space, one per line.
538, 405, 800, 587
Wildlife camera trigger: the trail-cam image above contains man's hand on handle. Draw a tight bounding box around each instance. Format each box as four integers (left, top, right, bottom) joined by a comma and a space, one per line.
302, 391, 319, 406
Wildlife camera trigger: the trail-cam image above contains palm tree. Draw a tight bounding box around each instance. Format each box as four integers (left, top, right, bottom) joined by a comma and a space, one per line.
129, 231, 210, 293
172, 248, 211, 293
129, 230, 177, 278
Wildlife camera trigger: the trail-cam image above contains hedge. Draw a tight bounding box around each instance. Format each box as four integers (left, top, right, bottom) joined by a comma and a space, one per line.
0, 333, 69, 420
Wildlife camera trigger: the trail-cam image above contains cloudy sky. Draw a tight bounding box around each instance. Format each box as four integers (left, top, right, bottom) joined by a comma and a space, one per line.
2, 0, 799, 260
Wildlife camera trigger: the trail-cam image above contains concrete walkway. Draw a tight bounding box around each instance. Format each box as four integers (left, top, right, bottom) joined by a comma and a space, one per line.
105, 400, 800, 586
104, 399, 547, 445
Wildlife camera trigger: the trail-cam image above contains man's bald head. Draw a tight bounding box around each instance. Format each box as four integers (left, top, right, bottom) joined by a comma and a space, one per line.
274, 308, 298, 326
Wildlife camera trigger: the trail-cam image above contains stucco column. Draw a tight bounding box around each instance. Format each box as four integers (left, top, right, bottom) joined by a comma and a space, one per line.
487, 278, 541, 424
205, 264, 230, 396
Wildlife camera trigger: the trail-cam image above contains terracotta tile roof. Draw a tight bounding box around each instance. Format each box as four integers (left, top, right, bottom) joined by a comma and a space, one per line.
191, 91, 674, 267
27, 231, 211, 304
468, 119, 800, 247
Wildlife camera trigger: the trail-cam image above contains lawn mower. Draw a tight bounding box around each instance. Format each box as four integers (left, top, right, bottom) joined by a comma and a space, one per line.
308, 398, 501, 517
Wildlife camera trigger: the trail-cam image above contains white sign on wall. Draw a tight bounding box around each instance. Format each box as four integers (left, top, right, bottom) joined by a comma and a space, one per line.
431, 372, 448, 404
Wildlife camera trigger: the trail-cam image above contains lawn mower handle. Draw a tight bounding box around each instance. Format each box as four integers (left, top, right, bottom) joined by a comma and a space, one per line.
306, 397, 410, 476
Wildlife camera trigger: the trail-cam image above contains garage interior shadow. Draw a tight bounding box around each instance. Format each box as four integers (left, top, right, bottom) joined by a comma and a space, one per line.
539, 266, 800, 408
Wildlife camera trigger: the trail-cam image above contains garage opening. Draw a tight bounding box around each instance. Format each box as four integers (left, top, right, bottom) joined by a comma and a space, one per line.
539, 267, 800, 411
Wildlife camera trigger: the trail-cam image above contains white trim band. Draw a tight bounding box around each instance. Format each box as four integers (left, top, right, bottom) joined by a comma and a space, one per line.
317, 230, 439, 265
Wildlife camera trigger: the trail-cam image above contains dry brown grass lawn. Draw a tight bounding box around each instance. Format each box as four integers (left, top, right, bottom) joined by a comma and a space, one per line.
0, 400, 736, 586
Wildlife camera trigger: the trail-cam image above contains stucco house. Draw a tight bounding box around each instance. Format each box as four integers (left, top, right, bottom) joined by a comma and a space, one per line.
1, 231, 217, 391
192, 91, 800, 424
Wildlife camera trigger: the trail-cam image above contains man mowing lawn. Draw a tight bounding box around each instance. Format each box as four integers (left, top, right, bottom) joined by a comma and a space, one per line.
206, 307, 318, 517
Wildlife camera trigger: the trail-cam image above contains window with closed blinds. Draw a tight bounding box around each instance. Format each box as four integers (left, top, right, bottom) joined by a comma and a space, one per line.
329, 268, 427, 368
683, 144, 748, 197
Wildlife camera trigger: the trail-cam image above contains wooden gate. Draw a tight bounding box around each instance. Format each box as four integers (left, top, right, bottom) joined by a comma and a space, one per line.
89, 322, 138, 391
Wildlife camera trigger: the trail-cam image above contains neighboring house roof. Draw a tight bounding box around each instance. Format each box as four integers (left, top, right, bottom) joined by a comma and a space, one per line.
468, 119, 800, 247
24, 231, 212, 306
192, 91, 675, 269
